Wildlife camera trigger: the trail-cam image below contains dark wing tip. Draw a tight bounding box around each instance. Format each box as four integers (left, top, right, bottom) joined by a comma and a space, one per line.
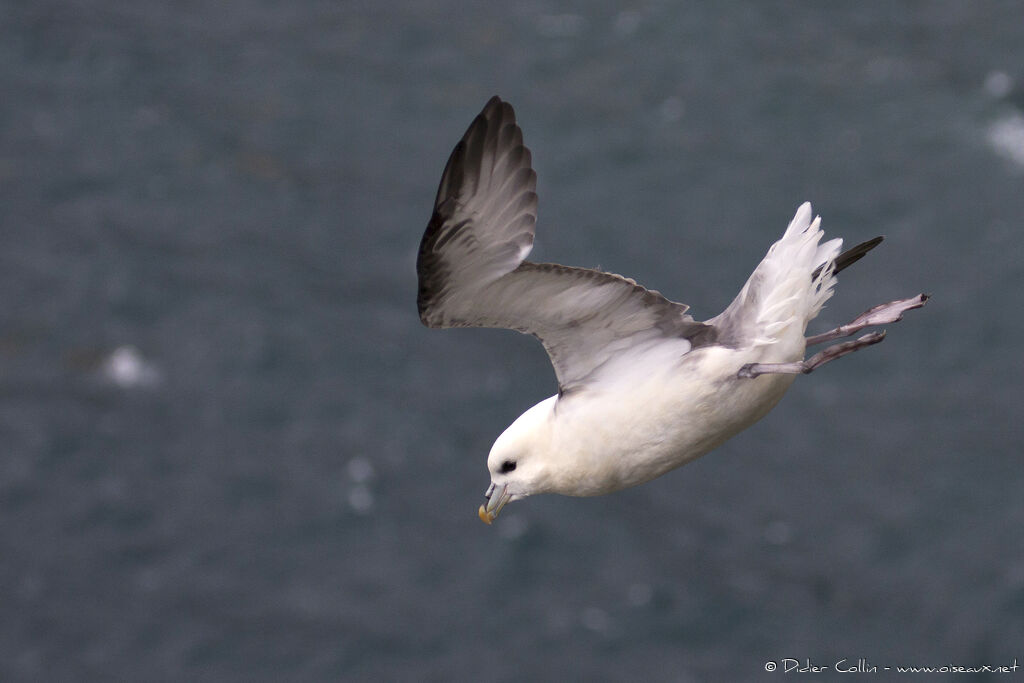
813, 236, 885, 280
431, 96, 520, 208
416, 96, 534, 329
833, 236, 884, 274
477, 96, 515, 136
483, 95, 514, 117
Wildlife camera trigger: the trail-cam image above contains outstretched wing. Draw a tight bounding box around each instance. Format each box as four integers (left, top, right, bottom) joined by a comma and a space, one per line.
417, 96, 714, 392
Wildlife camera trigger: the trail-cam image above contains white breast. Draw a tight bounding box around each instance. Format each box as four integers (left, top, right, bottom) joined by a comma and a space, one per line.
544, 342, 801, 496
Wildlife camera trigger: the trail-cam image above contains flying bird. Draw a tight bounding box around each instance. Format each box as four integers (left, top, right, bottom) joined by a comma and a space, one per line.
416, 97, 927, 524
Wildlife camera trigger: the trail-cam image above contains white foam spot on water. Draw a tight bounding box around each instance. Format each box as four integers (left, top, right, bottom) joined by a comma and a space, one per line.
347, 456, 374, 483
101, 345, 161, 388
984, 70, 1013, 99
347, 485, 374, 514
987, 111, 1024, 167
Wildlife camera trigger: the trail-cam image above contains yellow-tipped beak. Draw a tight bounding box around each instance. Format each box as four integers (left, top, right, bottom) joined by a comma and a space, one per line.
479, 482, 511, 524
478, 504, 494, 524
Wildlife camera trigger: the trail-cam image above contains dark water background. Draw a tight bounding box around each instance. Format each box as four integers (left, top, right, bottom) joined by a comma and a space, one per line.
2, 1, 1023, 680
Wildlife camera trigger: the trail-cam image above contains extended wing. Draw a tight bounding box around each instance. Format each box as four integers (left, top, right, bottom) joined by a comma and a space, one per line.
417, 97, 713, 393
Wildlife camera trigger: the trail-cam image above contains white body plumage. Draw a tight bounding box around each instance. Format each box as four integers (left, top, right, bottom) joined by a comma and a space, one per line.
487, 204, 838, 499
415, 97, 924, 523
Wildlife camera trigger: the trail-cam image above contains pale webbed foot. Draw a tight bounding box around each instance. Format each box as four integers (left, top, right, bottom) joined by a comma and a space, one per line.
736, 293, 928, 380
805, 294, 929, 347
738, 332, 886, 379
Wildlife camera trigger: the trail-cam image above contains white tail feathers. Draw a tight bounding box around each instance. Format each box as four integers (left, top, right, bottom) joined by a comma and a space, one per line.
711, 202, 843, 346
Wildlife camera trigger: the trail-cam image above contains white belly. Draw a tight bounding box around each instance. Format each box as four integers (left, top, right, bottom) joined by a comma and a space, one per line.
547, 343, 801, 496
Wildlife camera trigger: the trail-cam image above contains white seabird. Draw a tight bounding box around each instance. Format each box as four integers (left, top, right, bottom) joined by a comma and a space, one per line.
416, 97, 927, 524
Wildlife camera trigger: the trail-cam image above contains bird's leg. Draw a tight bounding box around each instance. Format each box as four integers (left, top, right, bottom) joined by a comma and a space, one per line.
737, 332, 886, 378
805, 294, 929, 346
737, 293, 927, 379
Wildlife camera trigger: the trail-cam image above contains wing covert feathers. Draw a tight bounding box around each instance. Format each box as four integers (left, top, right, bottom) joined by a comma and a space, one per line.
415, 97, 712, 392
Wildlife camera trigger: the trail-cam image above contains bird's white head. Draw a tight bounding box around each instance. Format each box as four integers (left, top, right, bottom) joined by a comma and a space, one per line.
478, 395, 557, 524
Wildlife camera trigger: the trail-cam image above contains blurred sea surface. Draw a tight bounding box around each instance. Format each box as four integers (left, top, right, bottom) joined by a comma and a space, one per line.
1, 1, 1023, 680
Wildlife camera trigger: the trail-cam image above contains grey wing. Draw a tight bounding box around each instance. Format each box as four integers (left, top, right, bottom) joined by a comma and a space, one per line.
417, 96, 538, 319
417, 97, 715, 393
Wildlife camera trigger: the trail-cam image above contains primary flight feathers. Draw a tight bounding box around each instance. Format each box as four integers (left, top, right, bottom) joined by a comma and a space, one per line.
417, 96, 714, 393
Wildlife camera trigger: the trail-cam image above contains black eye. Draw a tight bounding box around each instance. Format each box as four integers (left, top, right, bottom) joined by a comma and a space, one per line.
500, 460, 517, 473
